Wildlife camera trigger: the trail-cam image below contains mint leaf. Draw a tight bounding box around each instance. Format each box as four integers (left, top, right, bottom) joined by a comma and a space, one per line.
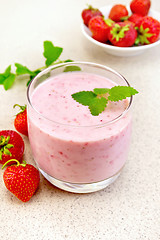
1, 41, 72, 90
3, 65, 11, 78
3, 74, 16, 90
93, 88, 109, 95
43, 41, 63, 67
108, 86, 138, 101
15, 63, 34, 76
71, 86, 138, 116
15, 63, 41, 86
89, 97, 108, 116
64, 66, 81, 72
64, 59, 73, 63
0, 74, 5, 84
27, 69, 41, 86
72, 91, 97, 106
0, 65, 12, 85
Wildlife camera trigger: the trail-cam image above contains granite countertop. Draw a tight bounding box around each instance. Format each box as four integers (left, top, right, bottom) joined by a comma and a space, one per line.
0, 0, 160, 239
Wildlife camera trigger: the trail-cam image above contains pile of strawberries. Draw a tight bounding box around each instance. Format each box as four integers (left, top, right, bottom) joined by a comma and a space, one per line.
81, 0, 160, 47
0, 105, 40, 202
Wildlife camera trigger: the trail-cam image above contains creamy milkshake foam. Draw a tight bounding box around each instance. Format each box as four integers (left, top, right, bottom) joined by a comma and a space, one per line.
28, 71, 132, 184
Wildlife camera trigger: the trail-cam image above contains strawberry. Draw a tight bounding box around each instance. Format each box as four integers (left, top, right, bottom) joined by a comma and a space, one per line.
108, 4, 129, 22
88, 16, 112, 43
2, 159, 40, 202
14, 104, 28, 136
136, 16, 160, 44
108, 22, 137, 47
128, 13, 143, 27
81, 5, 103, 27
130, 0, 151, 16
0, 130, 24, 165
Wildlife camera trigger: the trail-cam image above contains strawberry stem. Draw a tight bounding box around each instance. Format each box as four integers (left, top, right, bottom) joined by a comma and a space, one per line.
2, 159, 26, 169
13, 104, 26, 115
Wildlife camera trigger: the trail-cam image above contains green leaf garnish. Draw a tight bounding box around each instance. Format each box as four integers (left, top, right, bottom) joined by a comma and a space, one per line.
0, 74, 5, 84
108, 86, 138, 101
15, 63, 34, 76
63, 66, 81, 72
0, 40, 72, 90
3, 74, 16, 90
93, 88, 109, 95
89, 97, 108, 116
72, 91, 97, 106
3, 65, 12, 78
64, 59, 74, 63
71, 86, 138, 116
43, 41, 63, 67
0, 65, 16, 90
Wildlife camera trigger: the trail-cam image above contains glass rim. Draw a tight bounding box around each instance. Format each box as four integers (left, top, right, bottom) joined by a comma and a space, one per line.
27, 61, 133, 128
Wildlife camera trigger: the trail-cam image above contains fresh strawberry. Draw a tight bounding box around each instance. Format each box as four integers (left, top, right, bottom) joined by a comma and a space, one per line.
14, 104, 28, 136
136, 16, 160, 44
130, 0, 151, 16
81, 5, 103, 26
108, 4, 129, 22
0, 130, 24, 165
88, 16, 112, 43
108, 22, 137, 47
128, 13, 143, 27
2, 159, 40, 202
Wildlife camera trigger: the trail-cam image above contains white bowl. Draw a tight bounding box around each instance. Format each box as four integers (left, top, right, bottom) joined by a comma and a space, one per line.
81, 5, 160, 57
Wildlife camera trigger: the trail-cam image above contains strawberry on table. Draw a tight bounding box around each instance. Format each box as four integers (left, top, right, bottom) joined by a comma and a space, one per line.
130, 0, 151, 16
136, 16, 160, 44
88, 16, 112, 43
14, 104, 28, 136
0, 130, 24, 165
81, 5, 103, 27
2, 159, 40, 202
108, 22, 137, 47
108, 4, 129, 22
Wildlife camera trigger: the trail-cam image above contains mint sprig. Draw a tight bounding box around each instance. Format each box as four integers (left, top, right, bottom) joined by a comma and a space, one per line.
0, 41, 74, 90
72, 86, 138, 116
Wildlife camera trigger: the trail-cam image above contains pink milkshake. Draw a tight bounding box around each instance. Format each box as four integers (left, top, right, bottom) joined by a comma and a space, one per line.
27, 62, 132, 193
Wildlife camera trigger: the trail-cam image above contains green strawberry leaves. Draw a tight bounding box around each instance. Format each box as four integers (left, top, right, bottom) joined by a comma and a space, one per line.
136, 25, 153, 45
72, 86, 138, 116
0, 136, 14, 160
111, 24, 130, 41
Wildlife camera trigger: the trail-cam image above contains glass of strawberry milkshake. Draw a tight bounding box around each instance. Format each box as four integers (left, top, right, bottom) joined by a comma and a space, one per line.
27, 62, 133, 193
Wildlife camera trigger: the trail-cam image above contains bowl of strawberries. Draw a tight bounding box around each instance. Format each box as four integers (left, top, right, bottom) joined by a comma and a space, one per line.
81, 0, 160, 56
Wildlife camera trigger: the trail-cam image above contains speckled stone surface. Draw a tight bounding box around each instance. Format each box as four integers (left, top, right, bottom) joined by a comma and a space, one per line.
0, 0, 160, 239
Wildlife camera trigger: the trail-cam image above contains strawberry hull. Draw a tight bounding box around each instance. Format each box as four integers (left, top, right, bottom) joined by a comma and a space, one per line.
108, 22, 137, 47
0, 130, 25, 165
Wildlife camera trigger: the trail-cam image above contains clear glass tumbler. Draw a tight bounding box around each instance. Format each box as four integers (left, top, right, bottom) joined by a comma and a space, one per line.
27, 62, 133, 193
